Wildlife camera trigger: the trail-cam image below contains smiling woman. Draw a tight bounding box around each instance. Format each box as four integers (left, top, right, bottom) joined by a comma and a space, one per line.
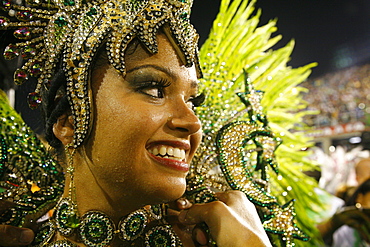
69, 33, 203, 216
0, 0, 273, 246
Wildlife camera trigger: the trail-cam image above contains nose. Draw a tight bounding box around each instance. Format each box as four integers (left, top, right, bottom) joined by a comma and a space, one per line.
167, 101, 201, 136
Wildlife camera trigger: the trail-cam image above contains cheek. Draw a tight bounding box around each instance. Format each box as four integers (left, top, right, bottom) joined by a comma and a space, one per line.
94, 96, 167, 151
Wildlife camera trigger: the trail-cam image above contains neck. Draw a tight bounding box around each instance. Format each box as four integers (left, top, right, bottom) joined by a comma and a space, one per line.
62, 147, 145, 224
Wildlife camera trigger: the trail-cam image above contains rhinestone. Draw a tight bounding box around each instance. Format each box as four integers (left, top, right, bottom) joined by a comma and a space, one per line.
54, 16, 68, 27
0, 17, 9, 27
14, 68, 28, 85
16, 10, 33, 21
30, 61, 42, 76
14, 27, 31, 39
21, 45, 36, 58
4, 44, 20, 60
27, 92, 42, 109
63, 0, 75, 6
87, 7, 97, 16
1, 0, 11, 9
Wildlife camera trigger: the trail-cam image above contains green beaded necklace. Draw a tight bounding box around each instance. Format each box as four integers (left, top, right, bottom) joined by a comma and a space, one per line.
31, 145, 183, 247
32, 197, 183, 246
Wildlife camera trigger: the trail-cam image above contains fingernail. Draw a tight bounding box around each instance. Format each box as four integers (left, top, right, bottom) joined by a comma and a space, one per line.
19, 229, 34, 243
177, 198, 188, 207
194, 227, 208, 246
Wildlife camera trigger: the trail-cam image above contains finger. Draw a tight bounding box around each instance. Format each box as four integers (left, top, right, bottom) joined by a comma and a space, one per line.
192, 224, 209, 246
215, 190, 246, 205
215, 190, 261, 223
176, 198, 193, 210
167, 198, 192, 211
167, 198, 193, 221
0, 225, 34, 246
178, 200, 227, 225
166, 199, 194, 232
0, 199, 16, 213
178, 197, 272, 246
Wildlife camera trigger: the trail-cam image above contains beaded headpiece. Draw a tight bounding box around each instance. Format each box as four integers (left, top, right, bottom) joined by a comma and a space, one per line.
0, 0, 200, 147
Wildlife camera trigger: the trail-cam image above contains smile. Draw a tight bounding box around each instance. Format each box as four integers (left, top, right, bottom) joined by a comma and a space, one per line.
147, 145, 186, 161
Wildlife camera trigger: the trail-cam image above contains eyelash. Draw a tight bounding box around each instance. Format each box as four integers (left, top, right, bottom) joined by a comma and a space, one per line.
136, 80, 205, 108
137, 79, 171, 98
188, 93, 205, 109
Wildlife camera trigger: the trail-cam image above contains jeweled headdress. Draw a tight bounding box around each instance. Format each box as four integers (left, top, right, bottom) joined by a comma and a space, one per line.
0, 0, 200, 147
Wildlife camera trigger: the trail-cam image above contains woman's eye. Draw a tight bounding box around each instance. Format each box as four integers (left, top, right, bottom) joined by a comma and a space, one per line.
141, 87, 164, 98
187, 93, 205, 110
137, 79, 170, 99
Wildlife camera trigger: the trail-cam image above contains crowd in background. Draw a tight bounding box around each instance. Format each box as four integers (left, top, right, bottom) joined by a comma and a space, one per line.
302, 63, 370, 128
301, 63, 370, 246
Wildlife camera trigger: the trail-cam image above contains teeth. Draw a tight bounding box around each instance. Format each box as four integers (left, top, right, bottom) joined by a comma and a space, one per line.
159, 146, 167, 156
173, 148, 181, 158
148, 145, 186, 161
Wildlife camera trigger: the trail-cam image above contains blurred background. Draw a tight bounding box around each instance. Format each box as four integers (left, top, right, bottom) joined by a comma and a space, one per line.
191, 0, 370, 194
192, 0, 370, 78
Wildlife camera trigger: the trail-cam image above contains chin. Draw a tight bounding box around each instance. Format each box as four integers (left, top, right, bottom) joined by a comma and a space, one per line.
145, 178, 187, 205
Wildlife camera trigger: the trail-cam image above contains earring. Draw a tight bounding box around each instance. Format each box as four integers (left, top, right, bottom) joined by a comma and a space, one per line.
65, 143, 76, 201
55, 144, 80, 236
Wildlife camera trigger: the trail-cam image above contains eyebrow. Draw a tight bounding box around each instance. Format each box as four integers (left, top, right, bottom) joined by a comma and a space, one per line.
126, 64, 198, 90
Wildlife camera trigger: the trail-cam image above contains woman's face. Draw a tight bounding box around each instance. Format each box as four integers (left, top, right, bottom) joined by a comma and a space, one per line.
85, 33, 202, 207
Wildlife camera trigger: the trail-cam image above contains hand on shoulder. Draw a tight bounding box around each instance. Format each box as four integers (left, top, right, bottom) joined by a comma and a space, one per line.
176, 191, 272, 247
0, 200, 34, 246
0, 225, 34, 246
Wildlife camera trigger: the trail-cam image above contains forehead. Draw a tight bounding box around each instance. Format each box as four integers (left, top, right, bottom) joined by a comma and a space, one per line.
124, 33, 199, 82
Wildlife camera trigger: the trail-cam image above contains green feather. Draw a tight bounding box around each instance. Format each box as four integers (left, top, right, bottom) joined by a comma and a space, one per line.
198, 0, 324, 245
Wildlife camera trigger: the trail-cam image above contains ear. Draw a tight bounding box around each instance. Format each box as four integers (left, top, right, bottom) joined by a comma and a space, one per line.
53, 114, 74, 146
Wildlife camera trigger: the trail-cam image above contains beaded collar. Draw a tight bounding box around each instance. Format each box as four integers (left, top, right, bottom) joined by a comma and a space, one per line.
32, 198, 183, 246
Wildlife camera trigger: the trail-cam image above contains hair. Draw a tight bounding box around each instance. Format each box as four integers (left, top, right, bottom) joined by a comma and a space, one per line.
345, 178, 370, 206
41, 61, 69, 149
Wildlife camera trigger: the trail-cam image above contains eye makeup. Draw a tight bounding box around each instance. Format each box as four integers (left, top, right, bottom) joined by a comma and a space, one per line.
189, 92, 205, 108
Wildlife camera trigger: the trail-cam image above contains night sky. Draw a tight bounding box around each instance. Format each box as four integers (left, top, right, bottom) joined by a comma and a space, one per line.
191, 0, 370, 78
